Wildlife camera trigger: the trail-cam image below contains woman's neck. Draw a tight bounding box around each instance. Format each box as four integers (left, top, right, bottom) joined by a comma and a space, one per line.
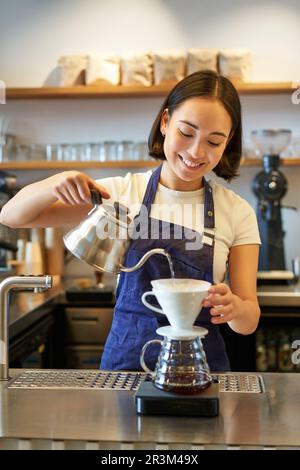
160, 161, 204, 191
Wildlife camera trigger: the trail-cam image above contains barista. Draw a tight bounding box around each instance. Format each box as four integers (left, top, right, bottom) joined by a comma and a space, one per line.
0, 70, 261, 371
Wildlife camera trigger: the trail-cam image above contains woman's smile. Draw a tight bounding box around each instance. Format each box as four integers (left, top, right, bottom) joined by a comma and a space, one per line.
178, 154, 206, 171
160, 97, 232, 190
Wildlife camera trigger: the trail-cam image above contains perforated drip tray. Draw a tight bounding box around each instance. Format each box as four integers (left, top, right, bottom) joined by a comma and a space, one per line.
8, 370, 265, 393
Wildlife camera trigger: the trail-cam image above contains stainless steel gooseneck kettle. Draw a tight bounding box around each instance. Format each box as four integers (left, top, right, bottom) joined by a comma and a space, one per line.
63, 190, 170, 274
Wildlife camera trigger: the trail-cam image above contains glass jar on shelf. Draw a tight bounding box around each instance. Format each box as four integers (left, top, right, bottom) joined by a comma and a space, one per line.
89, 142, 106, 161
79, 143, 92, 161
132, 141, 149, 160
0, 134, 16, 162
116, 140, 135, 161
13, 144, 30, 161
0, 136, 6, 161
103, 141, 118, 161
45, 144, 53, 161
63, 144, 79, 161
56, 144, 65, 161
29, 144, 45, 161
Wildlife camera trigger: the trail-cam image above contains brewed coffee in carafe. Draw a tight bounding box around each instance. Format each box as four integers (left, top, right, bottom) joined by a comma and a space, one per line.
141, 334, 211, 394
140, 278, 212, 393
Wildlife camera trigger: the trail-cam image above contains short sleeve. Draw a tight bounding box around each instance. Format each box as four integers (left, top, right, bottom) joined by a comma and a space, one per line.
232, 201, 261, 246
94, 174, 130, 202
94, 170, 152, 214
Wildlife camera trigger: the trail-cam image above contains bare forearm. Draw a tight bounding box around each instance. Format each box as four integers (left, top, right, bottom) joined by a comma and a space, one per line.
0, 171, 111, 229
228, 297, 260, 335
0, 177, 57, 227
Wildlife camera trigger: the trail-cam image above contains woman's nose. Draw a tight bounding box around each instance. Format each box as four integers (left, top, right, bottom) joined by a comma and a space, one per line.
190, 141, 207, 159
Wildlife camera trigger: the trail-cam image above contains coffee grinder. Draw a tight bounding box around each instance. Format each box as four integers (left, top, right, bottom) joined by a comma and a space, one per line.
251, 129, 296, 284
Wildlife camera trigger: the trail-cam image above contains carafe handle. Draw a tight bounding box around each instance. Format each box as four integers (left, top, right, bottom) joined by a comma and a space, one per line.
140, 339, 162, 376
141, 291, 164, 314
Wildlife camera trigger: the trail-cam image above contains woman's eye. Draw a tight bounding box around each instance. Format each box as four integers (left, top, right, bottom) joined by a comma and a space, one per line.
179, 129, 193, 138
208, 141, 222, 147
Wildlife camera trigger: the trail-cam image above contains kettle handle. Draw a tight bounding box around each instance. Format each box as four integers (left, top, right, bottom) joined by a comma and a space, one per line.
90, 189, 103, 206
140, 339, 162, 376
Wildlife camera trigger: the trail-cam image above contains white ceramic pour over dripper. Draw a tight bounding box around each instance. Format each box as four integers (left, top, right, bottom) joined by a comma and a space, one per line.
141, 278, 211, 338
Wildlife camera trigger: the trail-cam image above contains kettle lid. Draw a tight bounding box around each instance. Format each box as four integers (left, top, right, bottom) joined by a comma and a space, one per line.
91, 189, 131, 225
99, 201, 132, 226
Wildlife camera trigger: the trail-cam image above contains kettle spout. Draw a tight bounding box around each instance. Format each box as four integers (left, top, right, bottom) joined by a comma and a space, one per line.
120, 248, 174, 277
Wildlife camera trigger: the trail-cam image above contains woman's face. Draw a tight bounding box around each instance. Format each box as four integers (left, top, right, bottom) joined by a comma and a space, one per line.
160, 97, 233, 190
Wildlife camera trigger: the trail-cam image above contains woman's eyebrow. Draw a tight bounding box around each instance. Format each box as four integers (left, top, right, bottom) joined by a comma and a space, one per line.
179, 119, 198, 130
210, 131, 228, 138
179, 120, 228, 138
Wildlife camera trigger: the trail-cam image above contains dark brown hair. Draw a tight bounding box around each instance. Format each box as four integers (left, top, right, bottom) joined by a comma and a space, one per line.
148, 70, 242, 181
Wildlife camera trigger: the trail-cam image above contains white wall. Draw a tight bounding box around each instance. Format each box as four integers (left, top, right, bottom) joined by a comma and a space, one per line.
1, 0, 300, 85
1, 0, 300, 271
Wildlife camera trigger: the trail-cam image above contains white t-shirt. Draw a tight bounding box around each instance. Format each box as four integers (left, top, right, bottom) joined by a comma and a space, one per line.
96, 170, 261, 283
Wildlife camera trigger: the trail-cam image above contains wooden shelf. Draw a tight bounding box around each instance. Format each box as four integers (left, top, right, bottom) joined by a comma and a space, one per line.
241, 158, 300, 167
1, 158, 300, 170
6, 82, 296, 100
0, 160, 159, 170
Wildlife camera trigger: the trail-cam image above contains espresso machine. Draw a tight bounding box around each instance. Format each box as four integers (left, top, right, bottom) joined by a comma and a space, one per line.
251, 129, 296, 284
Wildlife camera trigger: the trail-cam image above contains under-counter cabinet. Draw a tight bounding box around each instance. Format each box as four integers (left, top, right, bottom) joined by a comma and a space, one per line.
8, 293, 114, 370
64, 306, 113, 368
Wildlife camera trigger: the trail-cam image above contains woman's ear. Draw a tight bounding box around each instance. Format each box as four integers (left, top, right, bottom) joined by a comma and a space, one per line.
160, 108, 169, 135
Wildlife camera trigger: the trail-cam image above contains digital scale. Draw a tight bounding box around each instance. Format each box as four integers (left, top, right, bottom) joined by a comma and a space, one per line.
135, 381, 219, 417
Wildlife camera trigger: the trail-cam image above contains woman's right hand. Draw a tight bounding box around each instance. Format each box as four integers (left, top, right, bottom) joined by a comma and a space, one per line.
50, 171, 111, 205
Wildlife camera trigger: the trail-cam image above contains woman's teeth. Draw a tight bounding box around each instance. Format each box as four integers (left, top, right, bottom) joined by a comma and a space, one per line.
180, 156, 203, 169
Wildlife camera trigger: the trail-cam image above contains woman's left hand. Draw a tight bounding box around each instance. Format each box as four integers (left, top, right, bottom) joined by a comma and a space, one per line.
202, 283, 242, 325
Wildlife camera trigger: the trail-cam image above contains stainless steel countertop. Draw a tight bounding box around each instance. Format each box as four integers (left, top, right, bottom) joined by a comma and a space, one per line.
257, 283, 300, 307
0, 370, 300, 448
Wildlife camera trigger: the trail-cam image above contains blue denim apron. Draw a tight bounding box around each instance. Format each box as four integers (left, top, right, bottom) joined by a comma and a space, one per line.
100, 164, 230, 372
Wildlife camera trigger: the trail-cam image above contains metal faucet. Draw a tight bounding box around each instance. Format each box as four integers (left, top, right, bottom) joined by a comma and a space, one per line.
0, 275, 53, 381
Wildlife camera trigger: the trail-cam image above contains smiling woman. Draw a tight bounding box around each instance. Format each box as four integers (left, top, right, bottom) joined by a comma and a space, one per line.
0, 70, 260, 373
158, 97, 232, 189
148, 69, 242, 190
